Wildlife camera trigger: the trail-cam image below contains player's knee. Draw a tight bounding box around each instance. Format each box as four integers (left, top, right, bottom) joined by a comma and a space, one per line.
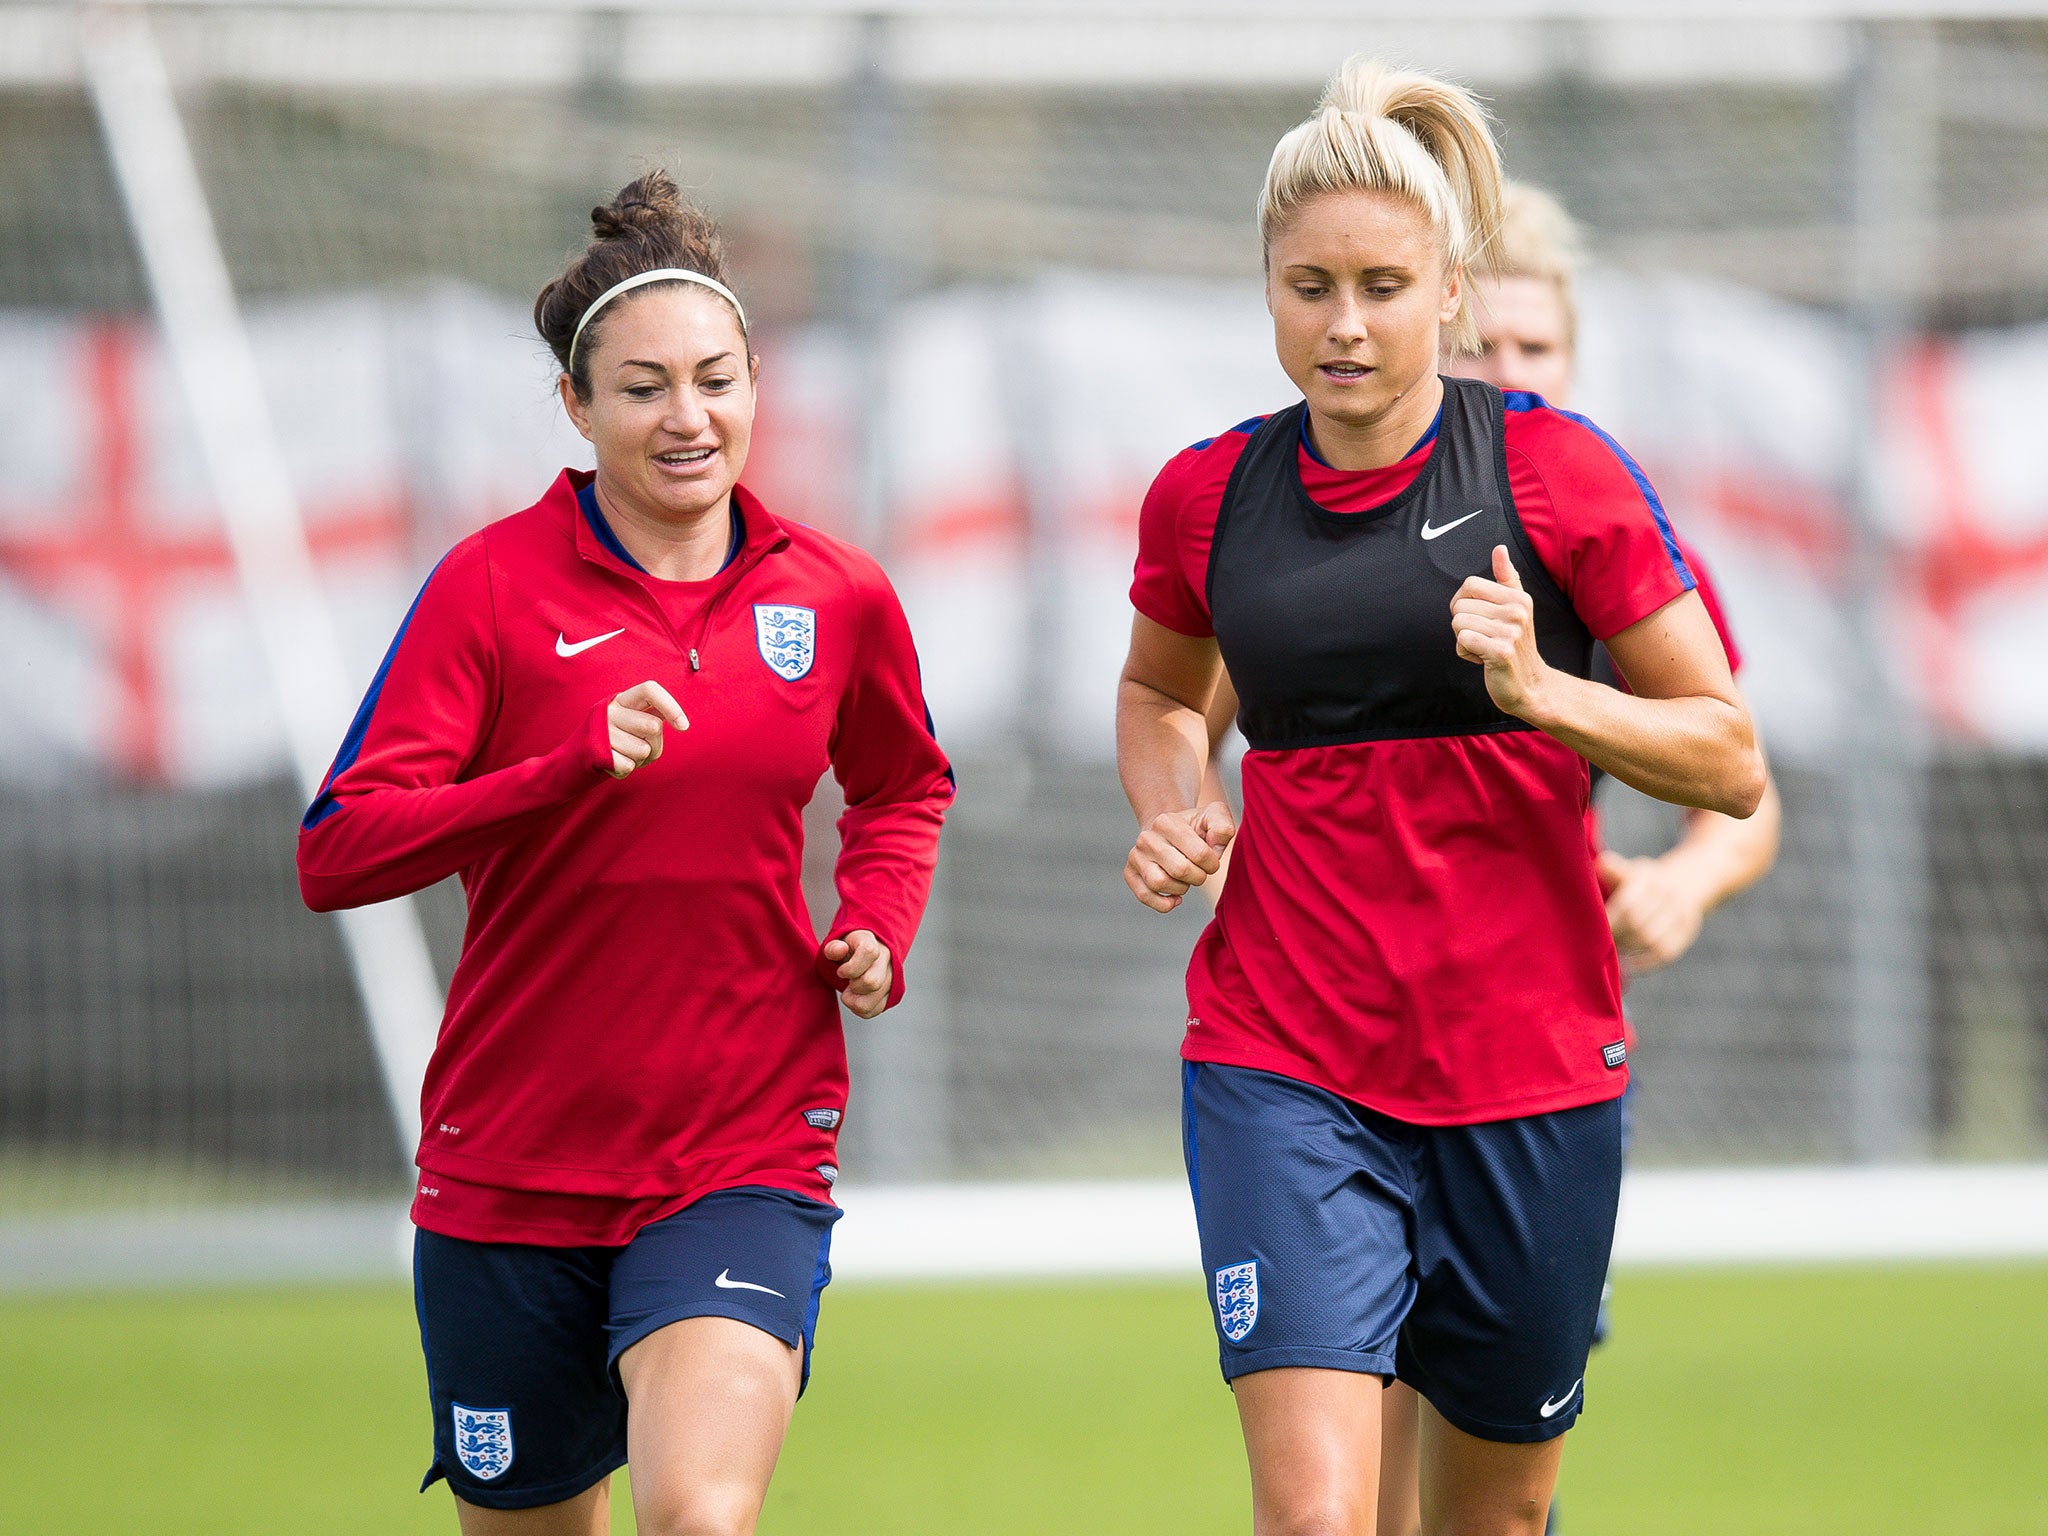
634, 1485, 758, 1536
1419, 1498, 1550, 1536
1256, 1496, 1373, 1536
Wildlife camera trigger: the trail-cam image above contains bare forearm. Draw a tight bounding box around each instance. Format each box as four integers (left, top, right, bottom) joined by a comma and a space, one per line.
1523, 670, 1763, 817
1117, 677, 1208, 825
1659, 770, 1782, 910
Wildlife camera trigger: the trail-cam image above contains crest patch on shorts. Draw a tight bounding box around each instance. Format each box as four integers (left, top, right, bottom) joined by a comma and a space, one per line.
754, 604, 816, 681
452, 1404, 513, 1480
1215, 1261, 1259, 1342
803, 1108, 842, 1130
1601, 1040, 1628, 1069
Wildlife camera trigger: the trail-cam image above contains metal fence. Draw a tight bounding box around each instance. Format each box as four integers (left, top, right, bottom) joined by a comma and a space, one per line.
3, 3, 2047, 1220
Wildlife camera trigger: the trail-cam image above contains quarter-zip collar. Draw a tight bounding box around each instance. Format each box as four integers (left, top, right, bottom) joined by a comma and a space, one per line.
549, 468, 791, 581
543, 468, 792, 672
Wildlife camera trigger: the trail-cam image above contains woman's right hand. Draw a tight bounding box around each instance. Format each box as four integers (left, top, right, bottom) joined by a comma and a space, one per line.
1125, 802, 1236, 913
607, 681, 688, 778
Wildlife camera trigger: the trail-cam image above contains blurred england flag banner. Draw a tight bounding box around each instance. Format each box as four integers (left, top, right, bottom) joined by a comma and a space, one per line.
3, 2, 2048, 1284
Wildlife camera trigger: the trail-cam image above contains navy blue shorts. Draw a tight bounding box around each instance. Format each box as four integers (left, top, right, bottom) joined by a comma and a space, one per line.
413, 1186, 838, 1511
1182, 1062, 1622, 1444
1591, 1076, 1637, 1348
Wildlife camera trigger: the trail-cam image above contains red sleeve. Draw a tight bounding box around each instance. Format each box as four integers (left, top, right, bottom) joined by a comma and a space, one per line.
815, 558, 955, 1010
1678, 538, 1743, 675
1503, 399, 1695, 641
1129, 431, 1251, 638
295, 534, 612, 912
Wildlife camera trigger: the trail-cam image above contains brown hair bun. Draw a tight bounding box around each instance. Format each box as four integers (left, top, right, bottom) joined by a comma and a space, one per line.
535, 171, 742, 399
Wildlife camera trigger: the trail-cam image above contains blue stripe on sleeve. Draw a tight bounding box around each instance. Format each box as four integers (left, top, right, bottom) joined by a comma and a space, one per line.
301, 557, 446, 831
923, 701, 957, 791
1187, 415, 1268, 454
1503, 391, 1695, 591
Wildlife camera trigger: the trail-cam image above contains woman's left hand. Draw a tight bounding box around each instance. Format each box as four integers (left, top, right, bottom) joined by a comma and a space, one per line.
1451, 545, 1551, 719
823, 929, 893, 1018
1597, 848, 1708, 974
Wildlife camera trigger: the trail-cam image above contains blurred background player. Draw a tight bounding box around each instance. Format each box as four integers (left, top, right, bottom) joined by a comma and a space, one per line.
1454, 185, 1786, 1534
1457, 183, 1782, 981
1119, 57, 1765, 1536
296, 173, 952, 1534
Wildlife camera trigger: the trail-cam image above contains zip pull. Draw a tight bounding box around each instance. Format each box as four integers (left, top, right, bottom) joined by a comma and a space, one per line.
689, 647, 701, 671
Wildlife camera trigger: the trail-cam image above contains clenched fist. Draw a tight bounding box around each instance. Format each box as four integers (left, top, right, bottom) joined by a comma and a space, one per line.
1451, 544, 1550, 718
1125, 801, 1237, 913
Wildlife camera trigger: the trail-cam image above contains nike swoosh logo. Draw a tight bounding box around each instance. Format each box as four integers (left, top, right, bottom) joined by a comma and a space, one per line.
1420, 509, 1485, 541
1539, 1381, 1582, 1418
714, 1269, 786, 1298
556, 627, 625, 658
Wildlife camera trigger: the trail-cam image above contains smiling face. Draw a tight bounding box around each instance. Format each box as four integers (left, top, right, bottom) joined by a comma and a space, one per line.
559, 284, 755, 528
1457, 273, 1574, 403
1266, 188, 1462, 447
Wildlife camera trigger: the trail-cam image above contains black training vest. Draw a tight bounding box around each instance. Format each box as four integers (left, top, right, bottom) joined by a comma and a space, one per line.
1208, 377, 1594, 752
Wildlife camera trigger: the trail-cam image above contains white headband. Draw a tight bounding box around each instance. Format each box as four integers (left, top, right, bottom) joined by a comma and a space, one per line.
567, 267, 748, 367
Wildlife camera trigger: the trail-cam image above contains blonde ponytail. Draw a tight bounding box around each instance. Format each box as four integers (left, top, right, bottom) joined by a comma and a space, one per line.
1259, 56, 1505, 350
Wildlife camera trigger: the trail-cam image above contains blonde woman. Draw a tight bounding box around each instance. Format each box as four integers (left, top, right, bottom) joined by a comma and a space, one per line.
1117, 60, 1763, 1535
1459, 184, 1782, 981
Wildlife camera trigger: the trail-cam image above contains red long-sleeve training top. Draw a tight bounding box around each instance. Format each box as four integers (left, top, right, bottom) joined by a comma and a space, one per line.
298, 470, 952, 1246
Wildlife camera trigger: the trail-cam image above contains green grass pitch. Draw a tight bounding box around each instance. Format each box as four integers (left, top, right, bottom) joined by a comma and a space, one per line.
3, 1264, 2044, 1533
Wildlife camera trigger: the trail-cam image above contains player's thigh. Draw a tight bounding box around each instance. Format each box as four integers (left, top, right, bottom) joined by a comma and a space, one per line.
619, 1315, 801, 1536
1234, 1367, 1384, 1536
1416, 1397, 1563, 1536
454, 1481, 608, 1535
1378, 1379, 1423, 1536
605, 1187, 838, 1534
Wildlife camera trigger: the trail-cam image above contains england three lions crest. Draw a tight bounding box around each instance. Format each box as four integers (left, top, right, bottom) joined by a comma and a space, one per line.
1215, 1261, 1259, 1342
754, 604, 816, 682
452, 1404, 514, 1481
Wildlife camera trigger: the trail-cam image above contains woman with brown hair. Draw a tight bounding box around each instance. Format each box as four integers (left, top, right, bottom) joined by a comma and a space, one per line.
299, 172, 953, 1533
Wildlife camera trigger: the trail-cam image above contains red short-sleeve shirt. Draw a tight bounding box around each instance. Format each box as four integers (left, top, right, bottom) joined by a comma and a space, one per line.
1132, 389, 1698, 1123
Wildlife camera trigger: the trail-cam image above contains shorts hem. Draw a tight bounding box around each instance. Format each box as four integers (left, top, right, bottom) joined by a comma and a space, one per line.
420, 1452, 625, 1510
1220, 1346, 1397, 1383
1400, 1382, 1581, 1445
411, 1174, 838, 1247
607, 1301, 805, 1384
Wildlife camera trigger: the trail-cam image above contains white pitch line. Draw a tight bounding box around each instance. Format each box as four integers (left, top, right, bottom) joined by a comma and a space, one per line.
4, 1165, 2046, 1291
830, 1164, 2048, 1281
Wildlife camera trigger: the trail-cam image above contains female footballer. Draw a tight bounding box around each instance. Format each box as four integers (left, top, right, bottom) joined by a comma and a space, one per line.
1457, 184, 1782, 983
1118, 59, 1764, 1536
298, 173, 952, 1535
1199, 184, 1787, 1536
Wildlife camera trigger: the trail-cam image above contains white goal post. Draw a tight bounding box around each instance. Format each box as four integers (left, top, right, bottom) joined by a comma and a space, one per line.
80, 5, 442, 1160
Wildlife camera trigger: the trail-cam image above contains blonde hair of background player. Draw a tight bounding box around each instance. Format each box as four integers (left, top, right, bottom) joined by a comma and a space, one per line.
1458, 182, 1581, 401
1451, 184, 1784, 979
